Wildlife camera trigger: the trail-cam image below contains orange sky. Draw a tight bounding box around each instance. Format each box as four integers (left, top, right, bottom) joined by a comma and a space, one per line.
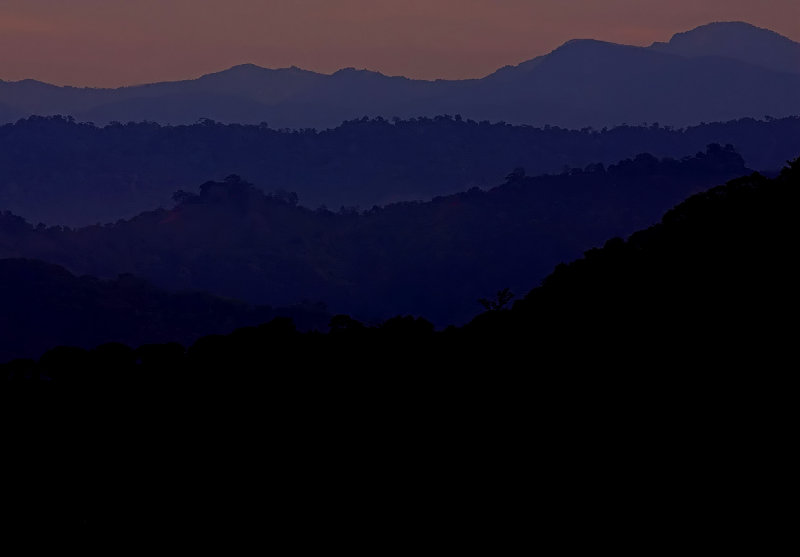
0, 0, 798, 87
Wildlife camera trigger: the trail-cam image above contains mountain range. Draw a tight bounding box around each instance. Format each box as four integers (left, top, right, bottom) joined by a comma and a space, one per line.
1, 22, 799, 129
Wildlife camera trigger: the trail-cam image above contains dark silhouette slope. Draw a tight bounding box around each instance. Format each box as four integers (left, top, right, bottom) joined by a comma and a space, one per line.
5, 158, 796, 546
469, 157, 800, 368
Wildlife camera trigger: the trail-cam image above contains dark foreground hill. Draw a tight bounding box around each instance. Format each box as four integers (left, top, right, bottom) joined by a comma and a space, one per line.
0, 258, 329, 362
0, 145, 749, 327
1, 115, 799, 226
4, 155, 796, 546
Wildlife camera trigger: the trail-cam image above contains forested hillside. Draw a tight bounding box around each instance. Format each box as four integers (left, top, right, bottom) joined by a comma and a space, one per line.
6, 155, 796, 381
1, 115, 797, 225
0, 145, 747, 327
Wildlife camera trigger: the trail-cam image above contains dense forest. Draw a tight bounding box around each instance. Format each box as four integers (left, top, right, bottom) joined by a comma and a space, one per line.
6, 154, 796, 379
0, 144, 748, 328
1, 114, 798, 225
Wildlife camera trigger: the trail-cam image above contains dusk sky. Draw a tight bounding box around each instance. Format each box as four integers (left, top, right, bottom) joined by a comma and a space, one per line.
1, 0, 798, 87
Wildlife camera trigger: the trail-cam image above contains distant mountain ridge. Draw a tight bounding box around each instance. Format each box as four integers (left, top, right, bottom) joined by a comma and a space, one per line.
1, 21, 798, 129
0, 258, 330, 363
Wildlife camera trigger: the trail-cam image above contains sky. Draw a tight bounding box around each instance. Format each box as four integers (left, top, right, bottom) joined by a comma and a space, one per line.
1, 0, 798, 87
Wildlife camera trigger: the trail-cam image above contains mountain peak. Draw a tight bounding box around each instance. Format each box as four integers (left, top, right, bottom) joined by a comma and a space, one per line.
558, 38, 622, 50
543, 38, 646, 62
650, 21, 800, 74
5, 78, 53, 87
192, 63, 325, 85
228, 63, 265, 71
664, 21, 794, 44
549, 38, 643, 58
332, 67, 385, 78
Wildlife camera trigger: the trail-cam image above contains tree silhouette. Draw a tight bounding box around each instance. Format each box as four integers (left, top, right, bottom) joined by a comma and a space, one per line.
478, 288, 515, 311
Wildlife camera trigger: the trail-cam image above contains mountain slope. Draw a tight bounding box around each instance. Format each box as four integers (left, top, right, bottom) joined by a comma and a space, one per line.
466, 37, 800, 128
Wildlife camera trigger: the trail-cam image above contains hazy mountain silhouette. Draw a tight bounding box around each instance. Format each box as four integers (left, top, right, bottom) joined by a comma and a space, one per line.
476, 35, 800, 128
2, 114, 799, 226
0, 146, 749, 326
1, 22, 799, 129
650, 21, 800, 75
